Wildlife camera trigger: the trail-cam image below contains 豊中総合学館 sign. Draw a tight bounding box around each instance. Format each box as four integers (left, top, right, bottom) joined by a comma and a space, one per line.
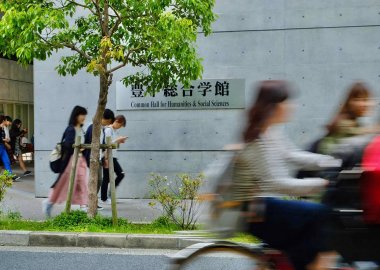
116, 79, 245, 110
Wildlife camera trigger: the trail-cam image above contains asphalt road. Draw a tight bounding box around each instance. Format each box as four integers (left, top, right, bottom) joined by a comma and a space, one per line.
0, 246, 177, 270
0, 246, 258, 270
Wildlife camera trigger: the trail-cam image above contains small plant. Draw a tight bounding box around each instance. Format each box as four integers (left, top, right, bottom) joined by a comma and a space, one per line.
0, 171, 13, 203
7, 211, 22, 220
149, 173, 204, 230
52, 210, 92, 228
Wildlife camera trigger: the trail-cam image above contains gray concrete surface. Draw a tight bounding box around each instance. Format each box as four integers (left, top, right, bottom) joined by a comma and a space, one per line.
0, 246, 176, 270
0, 246, 258, 270
0, 230, 201, 250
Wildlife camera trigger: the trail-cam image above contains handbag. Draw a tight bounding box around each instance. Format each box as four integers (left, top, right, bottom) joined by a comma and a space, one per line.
49, 129, 67, 173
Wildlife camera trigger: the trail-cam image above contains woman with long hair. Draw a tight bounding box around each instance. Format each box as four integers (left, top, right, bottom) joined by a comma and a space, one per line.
9, 119, 31, 177
43, 106, 88, 217
232, 81, 340, 270
318, 82, 374, 155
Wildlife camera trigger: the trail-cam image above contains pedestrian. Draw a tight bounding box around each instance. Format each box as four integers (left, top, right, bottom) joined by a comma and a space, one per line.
4, 116, 15, 163
318, 82, 377, 155
84, 108, 115, 210
10, 119, 32, 177
231, 81, 341, 270
101, 115, 127, 204
0, 115, 20, 181
42, 106, 88, 217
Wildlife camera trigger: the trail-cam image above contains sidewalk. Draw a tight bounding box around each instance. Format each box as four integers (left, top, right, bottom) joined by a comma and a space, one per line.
2, 166, 162, 222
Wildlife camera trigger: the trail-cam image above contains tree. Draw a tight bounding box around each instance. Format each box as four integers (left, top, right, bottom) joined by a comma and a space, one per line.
0, 0, 216, 217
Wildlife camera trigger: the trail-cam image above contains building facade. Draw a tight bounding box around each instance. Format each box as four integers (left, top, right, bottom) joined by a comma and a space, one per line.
0, 57, 34, 140
34, 1, 380, 198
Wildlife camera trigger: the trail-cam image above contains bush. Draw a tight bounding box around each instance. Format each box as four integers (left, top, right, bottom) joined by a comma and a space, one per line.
51, 211, 131, 229
149, 173, 204, 230
0, 171, 13, 203
52, 210, 92, 228
6, 211, 22, 220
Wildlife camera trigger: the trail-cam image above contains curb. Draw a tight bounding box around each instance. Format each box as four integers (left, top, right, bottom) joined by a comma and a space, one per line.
0, 230, 201, 249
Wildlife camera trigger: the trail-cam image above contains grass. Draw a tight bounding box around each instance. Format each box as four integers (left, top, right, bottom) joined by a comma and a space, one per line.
0, 211, 180, 234
0, 211, 258, 244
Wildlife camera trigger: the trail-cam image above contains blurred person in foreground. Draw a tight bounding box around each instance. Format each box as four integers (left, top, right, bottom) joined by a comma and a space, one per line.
232, 81, 341, 270
317, 82, 378, 158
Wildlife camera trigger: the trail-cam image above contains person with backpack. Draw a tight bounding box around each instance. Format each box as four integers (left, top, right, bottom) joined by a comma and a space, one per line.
231, 81, 341, 270
10, 119, 32, 177
101, 115, 127, 204
84, 108, 115, 210
43, 106, 88, 217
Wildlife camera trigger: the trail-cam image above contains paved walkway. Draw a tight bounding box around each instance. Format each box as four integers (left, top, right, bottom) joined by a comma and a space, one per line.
2, 166, 163, 222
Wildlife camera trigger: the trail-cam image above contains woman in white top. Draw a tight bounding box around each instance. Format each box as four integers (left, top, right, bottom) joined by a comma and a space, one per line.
101, 115, 127, 203
232, 81, 340, 270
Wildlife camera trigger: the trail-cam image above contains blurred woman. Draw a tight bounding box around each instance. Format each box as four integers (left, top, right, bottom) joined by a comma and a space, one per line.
232, 81, 341, 270
318, 82, 375, 155
10, 119, 32, 177
42, 106, 88, 217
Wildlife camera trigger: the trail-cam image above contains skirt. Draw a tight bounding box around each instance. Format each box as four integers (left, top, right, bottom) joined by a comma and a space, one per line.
49, 155, 88, 205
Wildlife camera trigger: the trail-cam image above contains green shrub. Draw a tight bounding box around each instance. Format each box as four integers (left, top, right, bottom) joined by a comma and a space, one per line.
7, 211, 22, 220
152, 216, 172, 227
149, 173, 204, 230
52, 210, 91, 228
51, 211, 131, 230
0, 171, 13, 203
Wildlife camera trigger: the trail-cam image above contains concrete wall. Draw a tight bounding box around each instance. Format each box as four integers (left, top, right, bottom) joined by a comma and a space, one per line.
34, 0, 380, 198
0, 58, 33, 103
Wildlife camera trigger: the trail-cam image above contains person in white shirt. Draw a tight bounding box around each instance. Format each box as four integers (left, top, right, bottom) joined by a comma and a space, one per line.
101, 115, 127, 203
84, 109, 115, 210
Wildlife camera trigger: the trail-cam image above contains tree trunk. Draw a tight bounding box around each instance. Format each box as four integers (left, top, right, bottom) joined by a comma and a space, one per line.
88, 72, 109, 218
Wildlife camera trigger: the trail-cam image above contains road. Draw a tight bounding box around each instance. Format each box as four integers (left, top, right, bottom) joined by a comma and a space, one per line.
0, 246, 258, 270
0, 246, 176, 270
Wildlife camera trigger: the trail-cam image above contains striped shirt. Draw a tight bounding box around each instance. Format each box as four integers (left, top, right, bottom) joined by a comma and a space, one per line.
232, 126, 340, 201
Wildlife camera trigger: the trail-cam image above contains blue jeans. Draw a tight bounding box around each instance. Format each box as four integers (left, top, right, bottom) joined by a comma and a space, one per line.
0, 144, 12, 173
250, 198, 330, 270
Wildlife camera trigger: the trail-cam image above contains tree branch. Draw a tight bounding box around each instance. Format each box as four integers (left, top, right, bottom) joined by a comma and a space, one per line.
108, 4, 123, 36
106, 47, 140, 74
38, 33, 92, 61
91, 0, 107, 36
62, 0, 98, 16
64, 44, 92, 61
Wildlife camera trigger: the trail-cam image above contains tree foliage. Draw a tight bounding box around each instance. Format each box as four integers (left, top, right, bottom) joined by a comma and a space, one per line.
0, 0, 215, 217
0, 0, 216, 94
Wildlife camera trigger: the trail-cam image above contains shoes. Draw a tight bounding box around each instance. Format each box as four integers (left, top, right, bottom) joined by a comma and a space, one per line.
23, 171, 32, 177
42, 199, 53, 218
102, 199, 112, 205
79, 206, 88, 212
97, 205, 104, 211
12, 175, 21, 182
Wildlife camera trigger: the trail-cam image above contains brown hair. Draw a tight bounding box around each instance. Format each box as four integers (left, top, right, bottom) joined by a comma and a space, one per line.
326, 82, 371, 135
243, 80, 293, 143
114, 115, 126, 127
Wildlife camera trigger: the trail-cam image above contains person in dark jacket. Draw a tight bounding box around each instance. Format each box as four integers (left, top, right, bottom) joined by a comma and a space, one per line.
84, 109, 115, 210
9, 119, 32, 177
42, 106, 88, 217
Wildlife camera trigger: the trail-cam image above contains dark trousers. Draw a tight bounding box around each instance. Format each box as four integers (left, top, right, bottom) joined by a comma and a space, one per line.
250, 198, 330, 270
97, 160, 103, 194
0, 144, 12, 173
101, 158, 124, 201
